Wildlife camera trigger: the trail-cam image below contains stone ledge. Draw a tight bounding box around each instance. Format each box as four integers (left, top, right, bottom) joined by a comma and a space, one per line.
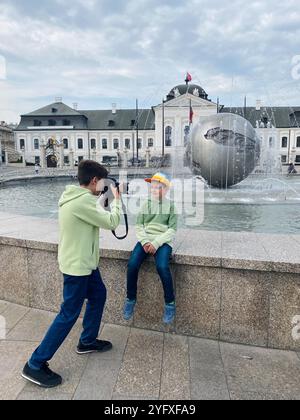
0, 213, 300, 273
0, 212, 300, 351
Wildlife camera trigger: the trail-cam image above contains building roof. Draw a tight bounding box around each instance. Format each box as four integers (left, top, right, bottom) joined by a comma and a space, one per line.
22, 102, 84, 117
17, 102, 156, 131
221, 107, 300, 128
166, 84, 209, 101
81, 108, 155, 131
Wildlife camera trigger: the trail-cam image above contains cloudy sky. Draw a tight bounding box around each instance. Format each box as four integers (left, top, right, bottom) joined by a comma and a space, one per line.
0, 0, 300, 122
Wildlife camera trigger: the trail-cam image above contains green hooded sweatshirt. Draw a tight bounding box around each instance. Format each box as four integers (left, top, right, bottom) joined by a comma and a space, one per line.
58, 185, 121, 276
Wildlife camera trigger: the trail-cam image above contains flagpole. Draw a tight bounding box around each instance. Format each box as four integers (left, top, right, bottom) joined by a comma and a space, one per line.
136, 99, 139, 161
162, 98, 165, 158
244, 96, 247, 119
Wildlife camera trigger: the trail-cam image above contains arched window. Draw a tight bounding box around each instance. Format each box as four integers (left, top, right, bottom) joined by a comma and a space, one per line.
34, 139, 40, 150
297, 136, 300, 148
102, 139, 108, 150
165, 126, 172, 147
113, 139, 119, 150
125, 139, 131, 149
78, 138, 83, 149
148, 138, 154, 148
90, 138, 96, 150
20, 139, 25, 150
63, 138, 69, 149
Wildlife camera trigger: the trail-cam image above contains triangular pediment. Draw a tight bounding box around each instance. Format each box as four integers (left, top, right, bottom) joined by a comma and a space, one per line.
154, 94, 217, 109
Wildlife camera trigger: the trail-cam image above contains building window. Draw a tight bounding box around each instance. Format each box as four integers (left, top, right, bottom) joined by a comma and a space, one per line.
33, 120, 42, 127
78, 156, 84, 163
148, 138, 154, 148
281, 155, 287, 164
34, 139, 40, 150
78, 138, 83, 149
64, 156, 70, 165
63, 138, 69, 149
125, 139, 131, 149
90, 138, 96, 150
113, 139, 119, 150
297, 137, 300, 148
290, 111, 300, 127
138, 139, 142, 149
296, 155, 300, 163
108, 120, 115, 127
165, 126, 172, 147
20, 139, 25, 149
281, 137, 288, 148
269, 137, 274, 148
102, 139, 108, 150
48, 119, 56, 126
63, 119, 71, 126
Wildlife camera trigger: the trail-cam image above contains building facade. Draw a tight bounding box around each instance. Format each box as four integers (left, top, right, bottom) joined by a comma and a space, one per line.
15, 84, 300, 170
0, 122, 17, 165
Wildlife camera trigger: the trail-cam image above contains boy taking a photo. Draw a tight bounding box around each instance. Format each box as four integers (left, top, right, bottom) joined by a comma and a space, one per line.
22, 160, 122, 388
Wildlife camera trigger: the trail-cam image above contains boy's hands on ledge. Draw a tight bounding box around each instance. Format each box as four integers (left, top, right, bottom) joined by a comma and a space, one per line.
144, 243, 157, 255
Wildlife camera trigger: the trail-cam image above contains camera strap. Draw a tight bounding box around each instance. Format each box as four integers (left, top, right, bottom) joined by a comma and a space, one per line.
112, 198, 129, 240
105, 177, 129, 241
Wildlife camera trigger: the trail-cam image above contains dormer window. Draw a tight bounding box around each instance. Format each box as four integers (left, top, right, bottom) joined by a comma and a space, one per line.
52, 108, 58, 113
290, 111, 300, 127
261, 116, 268, 127
108, 120, 115, 127
131, 119, 136, 127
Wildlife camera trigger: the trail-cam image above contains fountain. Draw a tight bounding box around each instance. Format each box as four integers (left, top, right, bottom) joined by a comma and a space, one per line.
187, 113, 261, 188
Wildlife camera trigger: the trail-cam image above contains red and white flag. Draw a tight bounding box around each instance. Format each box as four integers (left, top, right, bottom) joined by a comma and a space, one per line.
186, 72, 192, 83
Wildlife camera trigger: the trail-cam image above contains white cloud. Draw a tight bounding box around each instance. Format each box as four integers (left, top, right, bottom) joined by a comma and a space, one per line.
0, 0, 300, 122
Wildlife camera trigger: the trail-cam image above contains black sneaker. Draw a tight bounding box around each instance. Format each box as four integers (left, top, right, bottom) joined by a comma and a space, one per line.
76, 339, 113, 355
22, 362, 62, 389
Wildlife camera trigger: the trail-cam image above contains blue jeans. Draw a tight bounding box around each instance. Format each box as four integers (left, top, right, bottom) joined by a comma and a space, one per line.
127, 242, 175, 304
29, 269, 106, 370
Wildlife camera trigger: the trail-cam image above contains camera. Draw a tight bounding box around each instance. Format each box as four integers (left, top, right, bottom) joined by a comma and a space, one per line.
99, 177, 129, 209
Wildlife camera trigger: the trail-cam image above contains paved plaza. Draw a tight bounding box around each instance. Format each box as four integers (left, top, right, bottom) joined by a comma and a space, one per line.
0, 300, 300, 400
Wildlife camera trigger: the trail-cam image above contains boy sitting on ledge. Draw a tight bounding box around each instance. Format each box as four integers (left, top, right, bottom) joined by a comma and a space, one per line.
123, 172, 178, 324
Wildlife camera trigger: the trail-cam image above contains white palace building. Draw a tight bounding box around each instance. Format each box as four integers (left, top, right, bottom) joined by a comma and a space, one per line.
15, 82, 300, 170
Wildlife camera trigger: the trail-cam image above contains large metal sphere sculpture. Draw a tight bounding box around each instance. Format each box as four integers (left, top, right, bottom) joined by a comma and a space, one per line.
189, 113, 261, 188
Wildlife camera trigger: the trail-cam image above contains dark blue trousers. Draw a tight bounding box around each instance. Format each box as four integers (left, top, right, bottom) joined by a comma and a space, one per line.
127, 242, 175, 304
29, 269, 106, 370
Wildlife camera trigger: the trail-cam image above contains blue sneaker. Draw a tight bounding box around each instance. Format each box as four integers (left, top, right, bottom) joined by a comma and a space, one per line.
163, 303, 176, 324
123, 299, 136, 321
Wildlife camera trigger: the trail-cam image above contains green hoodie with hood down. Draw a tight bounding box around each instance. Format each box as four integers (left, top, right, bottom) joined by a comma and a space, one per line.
58, 185, 121, 276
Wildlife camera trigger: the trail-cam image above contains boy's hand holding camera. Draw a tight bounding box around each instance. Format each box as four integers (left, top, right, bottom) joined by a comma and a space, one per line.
110, 184, 121, 201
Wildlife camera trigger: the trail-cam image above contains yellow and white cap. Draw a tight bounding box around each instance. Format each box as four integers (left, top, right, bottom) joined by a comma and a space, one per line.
145, 172, 171, 188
